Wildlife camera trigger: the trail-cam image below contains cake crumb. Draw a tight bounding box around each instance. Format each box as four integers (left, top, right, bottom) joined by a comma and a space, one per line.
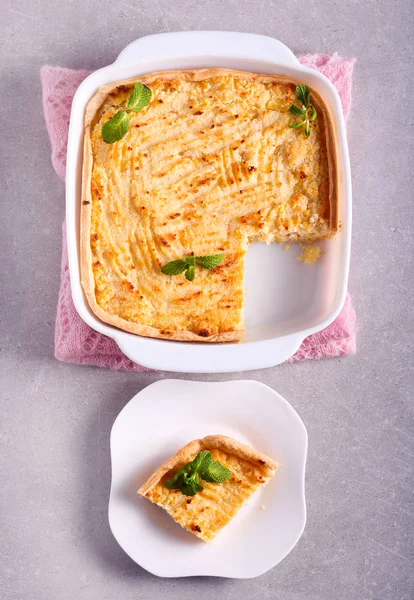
260, 505, 266, 510
297, 244, 322, 264
284, 244, 290, 252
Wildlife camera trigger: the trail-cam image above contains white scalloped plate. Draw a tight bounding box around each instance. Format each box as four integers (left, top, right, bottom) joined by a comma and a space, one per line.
108, 380, 308, 578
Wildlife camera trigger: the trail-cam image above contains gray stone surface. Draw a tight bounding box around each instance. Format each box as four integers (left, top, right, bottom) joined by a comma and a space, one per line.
1, 1, 414, 598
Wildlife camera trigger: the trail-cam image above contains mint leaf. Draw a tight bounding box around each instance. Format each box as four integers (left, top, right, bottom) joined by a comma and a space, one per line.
161, 258, 189, 276
165, 463, 192, 489
165, 467, 203, 496
305, 121, 311, 137
289, 105, 306, 117
190, 450, 212, 472
289, 121, 306, 129
310, 105, 317, 121
201, 460, 232, 484
195, 254, 224, 269
164, 463, 193, 490
164, 473, 182, 489
127, 82, 152, 113
296, 84, 311, 108
181, 472, 204, 496
185, 266, 195, 281
101, 111, 131, 144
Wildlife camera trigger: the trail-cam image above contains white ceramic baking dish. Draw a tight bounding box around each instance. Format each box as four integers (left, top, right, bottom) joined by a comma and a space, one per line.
66, 31, 352, 373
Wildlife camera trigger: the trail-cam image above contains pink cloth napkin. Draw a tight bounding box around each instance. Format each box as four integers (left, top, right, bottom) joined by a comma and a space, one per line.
41, 53, 356, 371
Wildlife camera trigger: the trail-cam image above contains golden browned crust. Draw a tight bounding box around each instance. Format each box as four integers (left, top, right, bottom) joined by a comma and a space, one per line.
138, 434, 278, 497
81, 69, 337, 342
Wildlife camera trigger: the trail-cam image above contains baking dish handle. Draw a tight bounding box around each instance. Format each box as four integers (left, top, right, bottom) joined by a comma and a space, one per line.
114, 32, 299, 69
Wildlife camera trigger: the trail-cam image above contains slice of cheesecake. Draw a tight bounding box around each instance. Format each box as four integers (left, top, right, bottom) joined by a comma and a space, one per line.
138, 435, 278, 542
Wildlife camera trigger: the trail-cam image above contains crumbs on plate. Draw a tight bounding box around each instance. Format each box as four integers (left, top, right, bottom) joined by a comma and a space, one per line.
297, 244, 322, 264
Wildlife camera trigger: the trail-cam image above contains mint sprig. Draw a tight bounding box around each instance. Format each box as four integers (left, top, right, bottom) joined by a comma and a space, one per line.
161, 253, 224, 282
101, 82, 152, 144
165, 450, 232, 496
288, 84, 317, 137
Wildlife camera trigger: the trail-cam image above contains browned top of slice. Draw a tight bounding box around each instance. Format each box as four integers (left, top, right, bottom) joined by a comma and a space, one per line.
81, 69, 337, 341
